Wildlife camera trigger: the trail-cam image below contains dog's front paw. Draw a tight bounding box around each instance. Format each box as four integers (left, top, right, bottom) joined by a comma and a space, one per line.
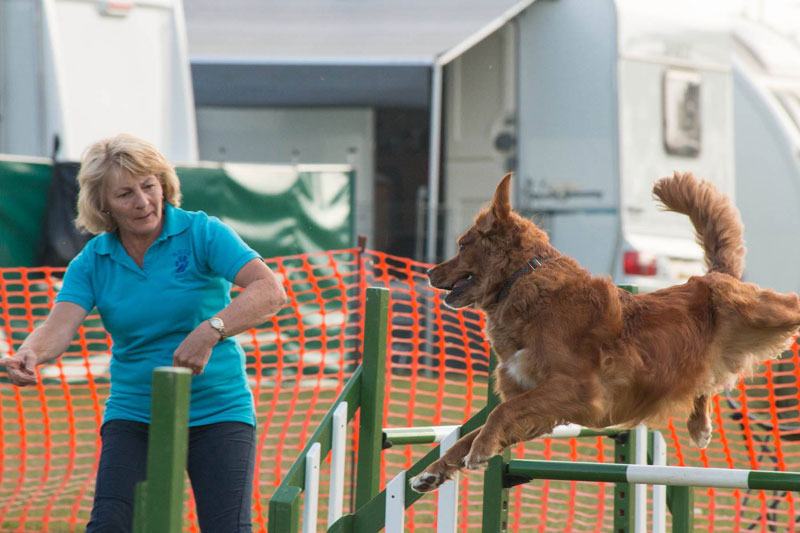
463, 439, 497, 470
463, 450, 491, 470
410, 471, 445, 493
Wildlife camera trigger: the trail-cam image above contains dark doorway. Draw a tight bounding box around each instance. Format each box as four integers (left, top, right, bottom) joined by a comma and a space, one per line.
374, 108, 430, 259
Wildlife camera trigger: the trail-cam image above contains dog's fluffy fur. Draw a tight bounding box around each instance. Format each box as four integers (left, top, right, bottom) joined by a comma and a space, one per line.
411, 172, 800, 493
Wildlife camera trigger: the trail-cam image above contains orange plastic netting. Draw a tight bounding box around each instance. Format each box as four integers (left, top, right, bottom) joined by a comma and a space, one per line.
1, 249, 800, 532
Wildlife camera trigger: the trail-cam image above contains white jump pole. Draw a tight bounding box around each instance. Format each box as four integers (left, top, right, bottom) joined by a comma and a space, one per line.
385, 470, 406, 533
437, 427, 461, 533
302, 442, 321, 533
327, 402, 348, 528
652, 431, 667, 533
633, 424, 648, 533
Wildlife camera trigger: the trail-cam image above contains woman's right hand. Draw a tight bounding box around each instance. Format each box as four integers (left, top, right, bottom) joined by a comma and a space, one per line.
0, 347, 38, 386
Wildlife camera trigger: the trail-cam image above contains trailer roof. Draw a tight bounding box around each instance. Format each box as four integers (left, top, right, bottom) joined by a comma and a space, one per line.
183, 0, 533, 64
183, 0, 535, 107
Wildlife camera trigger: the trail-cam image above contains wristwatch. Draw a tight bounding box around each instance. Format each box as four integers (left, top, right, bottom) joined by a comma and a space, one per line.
207, 316, 226, 340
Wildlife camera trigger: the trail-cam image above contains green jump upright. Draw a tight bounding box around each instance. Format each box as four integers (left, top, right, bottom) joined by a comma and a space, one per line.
355, 288, 390, 509
614, 284, 639, 533
132, 366, 192, 533
269, 287, 390, 533
482, 351, 510, 532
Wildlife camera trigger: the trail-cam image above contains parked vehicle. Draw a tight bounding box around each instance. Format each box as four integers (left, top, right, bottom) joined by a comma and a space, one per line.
516, 0, 736, 292
732, 18, 800, 293
0, 0, 197, 161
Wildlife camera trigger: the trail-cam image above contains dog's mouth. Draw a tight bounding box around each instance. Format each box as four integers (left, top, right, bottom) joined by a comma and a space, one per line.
443, 274, 475, 305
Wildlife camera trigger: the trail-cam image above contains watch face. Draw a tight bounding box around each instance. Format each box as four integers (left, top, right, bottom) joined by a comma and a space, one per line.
210, 317, 223, 329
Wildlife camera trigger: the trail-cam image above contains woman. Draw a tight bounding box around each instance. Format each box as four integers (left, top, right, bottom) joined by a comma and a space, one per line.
0, 133, 287, 532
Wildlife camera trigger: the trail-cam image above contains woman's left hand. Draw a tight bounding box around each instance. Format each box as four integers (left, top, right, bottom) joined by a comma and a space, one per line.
173, 322, 219, 375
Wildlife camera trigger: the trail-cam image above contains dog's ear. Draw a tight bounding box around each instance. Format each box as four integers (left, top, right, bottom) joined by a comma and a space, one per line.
477, 173, 512, 232
493, 173, 512, 220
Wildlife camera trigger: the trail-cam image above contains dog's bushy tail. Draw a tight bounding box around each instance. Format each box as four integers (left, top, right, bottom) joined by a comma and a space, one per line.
652, 172, 745, 278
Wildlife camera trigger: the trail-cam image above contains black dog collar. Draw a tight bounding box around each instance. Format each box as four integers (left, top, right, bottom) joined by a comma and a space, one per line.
495, 257, 545, 304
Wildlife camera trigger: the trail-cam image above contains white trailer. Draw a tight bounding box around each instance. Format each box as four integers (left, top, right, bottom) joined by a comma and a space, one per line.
732, 19, 800, 293
439, 0, 740, 290
0, 0, 197, 161
516, 0, 736, 292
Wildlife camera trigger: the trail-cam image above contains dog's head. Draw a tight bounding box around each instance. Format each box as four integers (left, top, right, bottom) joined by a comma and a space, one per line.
428, 173, 552, 309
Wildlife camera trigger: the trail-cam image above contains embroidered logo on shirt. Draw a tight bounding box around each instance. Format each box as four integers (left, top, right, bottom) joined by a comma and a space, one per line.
174, 250, 190, 274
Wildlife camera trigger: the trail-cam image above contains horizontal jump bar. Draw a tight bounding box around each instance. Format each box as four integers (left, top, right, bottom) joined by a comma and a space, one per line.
505, 460, 800, 491
383, 426, 459, 445
383, 423, 620, 446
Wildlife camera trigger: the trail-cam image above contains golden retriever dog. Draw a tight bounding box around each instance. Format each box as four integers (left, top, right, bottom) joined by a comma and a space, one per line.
410, 172, 800, 493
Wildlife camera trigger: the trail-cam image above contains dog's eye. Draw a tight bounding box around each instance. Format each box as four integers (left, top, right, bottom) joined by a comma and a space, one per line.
459, 243, 466, 252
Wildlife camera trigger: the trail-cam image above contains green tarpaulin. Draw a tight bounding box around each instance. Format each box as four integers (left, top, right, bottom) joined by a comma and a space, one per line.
0, 157, 53, 267
0, 157, 354, 266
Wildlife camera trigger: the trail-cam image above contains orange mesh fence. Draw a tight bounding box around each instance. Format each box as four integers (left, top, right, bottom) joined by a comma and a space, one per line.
1, 249, 800, 531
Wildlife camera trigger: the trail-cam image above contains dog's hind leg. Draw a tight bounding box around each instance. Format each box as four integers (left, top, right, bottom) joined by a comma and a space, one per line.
713, 282, 800, 362
742, 290, 800, 329
463, 376, 598, 470
687, 394, 712, 449
713, 278, 800, 330
410, 428, 481, 493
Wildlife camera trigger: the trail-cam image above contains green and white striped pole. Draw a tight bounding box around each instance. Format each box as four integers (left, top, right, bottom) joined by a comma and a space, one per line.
505, 460, 800, 491
382, 423, 619, 447
382, 426, 460, 446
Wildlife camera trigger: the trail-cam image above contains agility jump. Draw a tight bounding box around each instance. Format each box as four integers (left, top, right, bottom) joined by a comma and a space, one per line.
266, 288, 800, 532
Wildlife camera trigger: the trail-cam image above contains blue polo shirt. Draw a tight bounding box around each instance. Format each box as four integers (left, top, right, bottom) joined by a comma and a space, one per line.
56, 203, 260, 427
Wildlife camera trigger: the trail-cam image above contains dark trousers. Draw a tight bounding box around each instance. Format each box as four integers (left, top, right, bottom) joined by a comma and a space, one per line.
86, 420, 256, 533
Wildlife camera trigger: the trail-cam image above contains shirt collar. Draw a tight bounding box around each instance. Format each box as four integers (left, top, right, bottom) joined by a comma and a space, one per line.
94, 203, 191, 256
155, 203, 191, 242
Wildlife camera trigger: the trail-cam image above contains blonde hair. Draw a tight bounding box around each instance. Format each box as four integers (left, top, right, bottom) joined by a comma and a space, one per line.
75, 133, 182, 234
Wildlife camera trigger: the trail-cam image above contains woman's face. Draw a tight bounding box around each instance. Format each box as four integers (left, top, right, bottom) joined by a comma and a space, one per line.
104, 172, 164, 241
